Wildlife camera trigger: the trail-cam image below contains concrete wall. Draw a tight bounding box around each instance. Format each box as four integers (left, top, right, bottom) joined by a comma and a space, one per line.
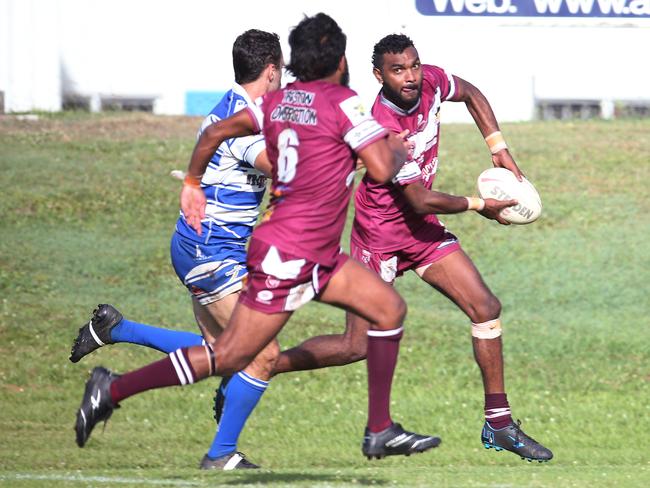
1, 0, 649, 121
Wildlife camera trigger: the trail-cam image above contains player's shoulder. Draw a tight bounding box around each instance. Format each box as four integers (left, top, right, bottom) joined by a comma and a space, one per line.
314, 82, 360, 108
422, 64, 449, 84
208, 85, 250, 119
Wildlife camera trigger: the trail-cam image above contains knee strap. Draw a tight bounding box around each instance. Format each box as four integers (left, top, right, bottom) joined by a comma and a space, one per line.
472, 318, 502, 339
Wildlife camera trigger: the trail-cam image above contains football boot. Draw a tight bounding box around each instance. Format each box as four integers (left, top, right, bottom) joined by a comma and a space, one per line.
199, 452, 260, 470
362, 422, 441, 459
482, 419, 553, 462
213, 376, 232, 425
75, 366, 120, 447
70, 304, 122, 363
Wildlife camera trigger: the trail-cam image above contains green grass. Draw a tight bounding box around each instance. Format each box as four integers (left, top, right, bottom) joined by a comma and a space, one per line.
1, 113, 649, 487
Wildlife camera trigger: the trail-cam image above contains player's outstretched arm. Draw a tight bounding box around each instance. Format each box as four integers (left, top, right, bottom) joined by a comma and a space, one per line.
181, 110, 258, 235
401, 181, 516, 225
452, 76, 523, 180
357, 132, 408, 184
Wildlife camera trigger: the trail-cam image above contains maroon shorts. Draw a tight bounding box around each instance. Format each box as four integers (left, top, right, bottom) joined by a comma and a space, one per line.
350, 230, 460, 284
239, 238, 349, 313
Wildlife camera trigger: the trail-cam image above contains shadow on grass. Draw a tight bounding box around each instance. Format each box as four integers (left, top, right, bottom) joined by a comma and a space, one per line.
219, 471, 387, 485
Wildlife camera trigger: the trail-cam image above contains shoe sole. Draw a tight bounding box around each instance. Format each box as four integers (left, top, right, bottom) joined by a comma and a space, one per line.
483, 442, 551, 463
364, 438, 441, 460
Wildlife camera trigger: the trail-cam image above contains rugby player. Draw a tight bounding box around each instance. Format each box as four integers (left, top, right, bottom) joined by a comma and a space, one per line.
74, 14, 441, 462
70, 29, 283, 470
272, 34, 554, 463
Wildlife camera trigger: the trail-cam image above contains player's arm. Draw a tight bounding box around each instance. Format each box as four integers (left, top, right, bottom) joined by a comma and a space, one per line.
253, 150, 272, 177
451, 76, 523, 180
357, 131, 409, 183
401, 181, 516, 225
182, 110, 258, 235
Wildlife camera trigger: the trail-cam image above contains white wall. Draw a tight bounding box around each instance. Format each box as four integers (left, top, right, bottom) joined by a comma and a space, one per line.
0, 0, 61, 112
2, 0, 649, 120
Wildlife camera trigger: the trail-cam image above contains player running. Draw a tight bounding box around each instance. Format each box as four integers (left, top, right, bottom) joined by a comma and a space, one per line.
74, 14, 440, 462
356, 34, 552, 462
70, 29, 283, 470
271, 34, 554, 463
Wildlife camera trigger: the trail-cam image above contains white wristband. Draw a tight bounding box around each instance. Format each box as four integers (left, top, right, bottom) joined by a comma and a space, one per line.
466, 197, 485, 211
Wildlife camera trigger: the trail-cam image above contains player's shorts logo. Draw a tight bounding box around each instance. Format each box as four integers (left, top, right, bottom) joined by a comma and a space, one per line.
380, 256, 398, 283
265, 276, 281, 289
256, 290, 274, 303
195, 245, 208, 261
361, 250, 371, 265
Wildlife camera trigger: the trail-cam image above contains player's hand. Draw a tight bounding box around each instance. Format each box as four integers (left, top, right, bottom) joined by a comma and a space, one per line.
492, 148, 524, 181
387, 130, 410, 162
479, 198, 518, 225
180, 184, 206, 235
396, 129, 414, 158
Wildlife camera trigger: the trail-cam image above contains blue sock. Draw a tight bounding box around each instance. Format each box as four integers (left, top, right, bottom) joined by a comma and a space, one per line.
207, 371, 268, 459
110, 318, 204, 354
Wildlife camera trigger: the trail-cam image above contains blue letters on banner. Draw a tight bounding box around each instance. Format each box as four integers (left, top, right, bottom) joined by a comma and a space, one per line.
415, 0, 650, 17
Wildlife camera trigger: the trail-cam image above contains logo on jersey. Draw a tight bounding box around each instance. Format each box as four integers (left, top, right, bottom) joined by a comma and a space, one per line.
421, 157, 439, 184
270, 104, 318, 125
282, 90, 315, 106
339, 95, 370, 126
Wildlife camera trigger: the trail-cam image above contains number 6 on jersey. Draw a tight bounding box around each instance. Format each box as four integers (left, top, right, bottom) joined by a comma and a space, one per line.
277, 128, 299, 183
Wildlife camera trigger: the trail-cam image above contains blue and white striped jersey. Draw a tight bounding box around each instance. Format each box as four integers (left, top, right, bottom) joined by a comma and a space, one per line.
176, 83, 267, 245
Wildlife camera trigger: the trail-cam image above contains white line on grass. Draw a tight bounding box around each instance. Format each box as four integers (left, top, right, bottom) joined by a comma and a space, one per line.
0, 473, 203, 486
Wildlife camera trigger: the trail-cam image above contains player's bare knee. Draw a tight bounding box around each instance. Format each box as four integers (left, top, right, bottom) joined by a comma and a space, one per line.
213, 342, 252, 376
343, 331, 368, 362
374, 295, 407, 330
469, 294, 501, 323
248, 342, 280, 379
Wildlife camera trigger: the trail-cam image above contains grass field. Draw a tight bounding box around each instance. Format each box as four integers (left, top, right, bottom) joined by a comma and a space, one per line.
1, 112, 649, 487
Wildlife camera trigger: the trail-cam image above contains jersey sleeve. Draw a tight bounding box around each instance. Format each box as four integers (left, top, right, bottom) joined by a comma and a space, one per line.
337, 95, 388, 152
423, 65, 455, 101
229, 134, 266, 168
370, 103, 422, 187
244, 96, 265, 133
392, 161, 422, 186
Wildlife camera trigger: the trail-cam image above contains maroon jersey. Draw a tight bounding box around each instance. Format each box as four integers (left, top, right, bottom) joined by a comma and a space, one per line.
247, 80, 387, 266
353, 65, 456, 252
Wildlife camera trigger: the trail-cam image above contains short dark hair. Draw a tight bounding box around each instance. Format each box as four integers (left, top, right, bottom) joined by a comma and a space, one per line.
286, 13, 346, 82
232, 29, 282, 84
372, 34, 415, 70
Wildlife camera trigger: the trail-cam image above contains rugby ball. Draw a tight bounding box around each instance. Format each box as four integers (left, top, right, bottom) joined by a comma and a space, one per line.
477, 167, 542, 225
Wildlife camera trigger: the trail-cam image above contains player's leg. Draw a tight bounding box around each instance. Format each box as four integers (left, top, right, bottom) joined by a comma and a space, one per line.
317, 257, 440, 458
69, 233, 237, 362
418, 248, 504, 394
273, 312, 368, 374
75, 300, 290, 449
417, 248, 552, 461
69, 304, 205, 362
196, 293, 277, 379
195, 293, 279, 469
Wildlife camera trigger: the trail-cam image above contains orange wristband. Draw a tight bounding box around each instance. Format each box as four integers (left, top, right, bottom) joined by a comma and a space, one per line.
183, 174, 202, 188
485, 131, 508, 154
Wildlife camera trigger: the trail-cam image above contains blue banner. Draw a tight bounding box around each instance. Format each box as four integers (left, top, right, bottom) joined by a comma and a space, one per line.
415, 0, 650, 17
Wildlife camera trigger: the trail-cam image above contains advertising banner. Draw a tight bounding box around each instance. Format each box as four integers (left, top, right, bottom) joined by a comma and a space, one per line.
415, 0, 650, 17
